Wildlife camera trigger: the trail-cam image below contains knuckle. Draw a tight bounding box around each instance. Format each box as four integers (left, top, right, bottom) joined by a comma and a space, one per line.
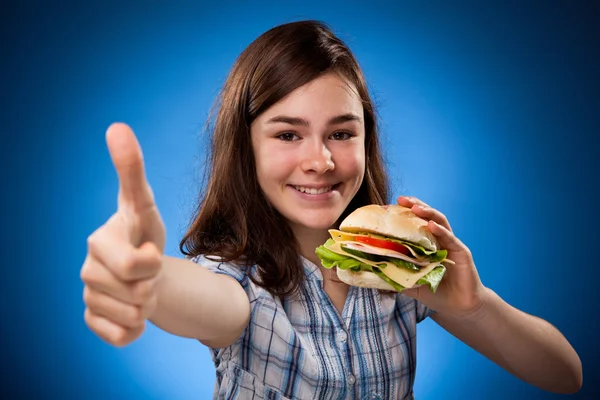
86, 234, 97, 253
80, 262, 99, 286
84, 290, 106, 316
84, 309, 107, 337
148, 247, 162, 267
140, 243, 162, 272
82, 286, 92, 306
83, 308, 93, 327
463, 247, 473, 260
118, 253, 138, 279
80, 263, 91, 283
86, 230, 104, 256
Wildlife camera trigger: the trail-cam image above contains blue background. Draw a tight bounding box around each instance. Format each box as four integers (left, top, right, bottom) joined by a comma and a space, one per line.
2, 1, 599, 399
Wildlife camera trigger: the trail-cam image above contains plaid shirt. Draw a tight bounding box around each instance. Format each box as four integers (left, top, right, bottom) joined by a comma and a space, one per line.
191, 255, 435, 400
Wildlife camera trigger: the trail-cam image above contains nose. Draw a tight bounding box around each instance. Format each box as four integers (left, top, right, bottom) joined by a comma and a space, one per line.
300, 140, 334, 174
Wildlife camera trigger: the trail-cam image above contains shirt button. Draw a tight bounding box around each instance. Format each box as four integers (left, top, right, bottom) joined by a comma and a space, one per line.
221, 353, 230, 361
348, 374, 356, 385
337, 331, 348, 342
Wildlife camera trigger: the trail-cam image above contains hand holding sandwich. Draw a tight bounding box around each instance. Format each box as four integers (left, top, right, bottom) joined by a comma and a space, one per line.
315, 195, 485, 317
397, 196, 583, 393
396, 196, 486, 317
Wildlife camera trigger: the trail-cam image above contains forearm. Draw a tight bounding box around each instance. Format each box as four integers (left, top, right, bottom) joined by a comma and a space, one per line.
149, 256, 250, 343
432, 287, 582, 394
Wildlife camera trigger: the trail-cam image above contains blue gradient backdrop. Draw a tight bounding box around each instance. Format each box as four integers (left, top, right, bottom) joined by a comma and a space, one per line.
2, 1, 599, 399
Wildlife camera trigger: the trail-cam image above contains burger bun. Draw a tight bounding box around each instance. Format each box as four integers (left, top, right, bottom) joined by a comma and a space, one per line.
340, 204, 439, 251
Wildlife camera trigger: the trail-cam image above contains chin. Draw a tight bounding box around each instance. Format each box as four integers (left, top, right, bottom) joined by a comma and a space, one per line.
298, 219, 337, 231
288, 209, 344, 231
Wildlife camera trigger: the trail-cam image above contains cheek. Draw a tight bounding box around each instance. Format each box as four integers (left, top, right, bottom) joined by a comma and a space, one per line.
254, 146, 296, 186
253, 144, 273, 190
338, 147, 366, 179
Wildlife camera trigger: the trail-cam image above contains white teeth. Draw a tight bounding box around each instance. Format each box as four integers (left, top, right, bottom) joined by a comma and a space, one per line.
294, 186, 332, 195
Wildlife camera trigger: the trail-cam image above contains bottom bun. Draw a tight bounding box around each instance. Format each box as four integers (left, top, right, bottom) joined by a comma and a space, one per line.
336, 268, 423, 292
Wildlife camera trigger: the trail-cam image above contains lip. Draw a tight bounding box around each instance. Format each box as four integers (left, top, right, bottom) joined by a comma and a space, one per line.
288, 183, 341, 201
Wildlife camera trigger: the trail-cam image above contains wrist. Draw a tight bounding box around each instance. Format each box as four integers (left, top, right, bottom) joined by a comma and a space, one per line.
452, 286, 496, 323
148, 255, 168, 321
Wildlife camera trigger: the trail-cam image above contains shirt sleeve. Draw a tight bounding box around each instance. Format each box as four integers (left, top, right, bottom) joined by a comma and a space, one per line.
187, 254, 248, 287
415, 299, 436, 323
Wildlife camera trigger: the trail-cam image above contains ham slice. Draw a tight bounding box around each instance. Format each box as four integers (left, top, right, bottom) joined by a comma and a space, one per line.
338, 241, 433, 267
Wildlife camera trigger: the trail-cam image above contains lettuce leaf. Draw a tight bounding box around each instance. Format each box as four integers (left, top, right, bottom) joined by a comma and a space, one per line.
416, 265, 446, 293
315, 242, 384, 271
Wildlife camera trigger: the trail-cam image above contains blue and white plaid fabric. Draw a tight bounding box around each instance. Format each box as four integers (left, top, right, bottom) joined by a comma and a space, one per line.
191, 255, 435, 400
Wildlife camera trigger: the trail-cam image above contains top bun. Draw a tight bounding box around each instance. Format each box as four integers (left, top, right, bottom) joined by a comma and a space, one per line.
340, 204, 439, 251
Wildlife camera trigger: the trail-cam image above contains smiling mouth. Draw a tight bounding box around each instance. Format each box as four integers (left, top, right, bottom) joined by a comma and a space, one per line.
292, 184, 340, 195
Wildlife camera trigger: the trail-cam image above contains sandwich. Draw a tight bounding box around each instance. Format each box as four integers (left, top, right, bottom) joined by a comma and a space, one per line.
315, 204, 452, 293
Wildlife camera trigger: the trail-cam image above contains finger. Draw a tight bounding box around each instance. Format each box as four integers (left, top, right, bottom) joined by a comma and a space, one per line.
397, 196, 414, 208
81, 255, 160, 306
106, 123, 155, 212
427, 220, 466, 253
397, 195, 431, 208
88, 228, 162, 281
84, 308, 145, 347
84, 286, 152, 329
410, 204, 452, 232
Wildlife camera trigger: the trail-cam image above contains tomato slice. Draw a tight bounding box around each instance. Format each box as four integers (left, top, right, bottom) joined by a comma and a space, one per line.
354, 235, 412, 256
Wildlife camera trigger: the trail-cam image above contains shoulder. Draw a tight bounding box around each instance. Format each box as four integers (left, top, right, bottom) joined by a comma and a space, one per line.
187, 254, 249, 285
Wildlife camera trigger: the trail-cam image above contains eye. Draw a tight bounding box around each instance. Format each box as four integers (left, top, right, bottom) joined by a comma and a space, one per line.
276, 132, 300, 142
330, 131, 354, 140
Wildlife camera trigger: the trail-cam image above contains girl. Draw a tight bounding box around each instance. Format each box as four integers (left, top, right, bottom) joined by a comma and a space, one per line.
80, 20, 582, 399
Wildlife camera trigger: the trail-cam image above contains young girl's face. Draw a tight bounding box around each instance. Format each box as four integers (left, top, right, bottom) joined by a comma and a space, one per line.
251, 73, 365, 232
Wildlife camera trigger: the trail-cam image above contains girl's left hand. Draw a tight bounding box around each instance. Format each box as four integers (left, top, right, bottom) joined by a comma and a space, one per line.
397, 196, 486, 317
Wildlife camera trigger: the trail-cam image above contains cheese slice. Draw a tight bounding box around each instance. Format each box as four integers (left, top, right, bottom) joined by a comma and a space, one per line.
324, 240, 443, 288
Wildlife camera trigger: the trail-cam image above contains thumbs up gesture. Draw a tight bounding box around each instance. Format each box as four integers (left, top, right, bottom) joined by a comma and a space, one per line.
81, 123, 166, 346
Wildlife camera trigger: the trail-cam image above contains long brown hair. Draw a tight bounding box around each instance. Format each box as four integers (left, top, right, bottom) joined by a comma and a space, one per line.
180, 20, 389, 296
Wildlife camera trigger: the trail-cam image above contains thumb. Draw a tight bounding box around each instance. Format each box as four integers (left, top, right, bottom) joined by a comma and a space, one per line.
106, 123, 155, 212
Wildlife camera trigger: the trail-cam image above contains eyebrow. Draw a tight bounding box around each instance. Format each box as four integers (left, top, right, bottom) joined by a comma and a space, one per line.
265, 113, 362, 127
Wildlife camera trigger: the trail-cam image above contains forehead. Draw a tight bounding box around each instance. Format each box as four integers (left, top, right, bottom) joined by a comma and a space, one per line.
256, 73, 363, 123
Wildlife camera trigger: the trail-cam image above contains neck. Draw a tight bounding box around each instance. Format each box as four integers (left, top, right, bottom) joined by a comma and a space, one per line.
291, 225, 331, 267
289, 223, 348, 287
